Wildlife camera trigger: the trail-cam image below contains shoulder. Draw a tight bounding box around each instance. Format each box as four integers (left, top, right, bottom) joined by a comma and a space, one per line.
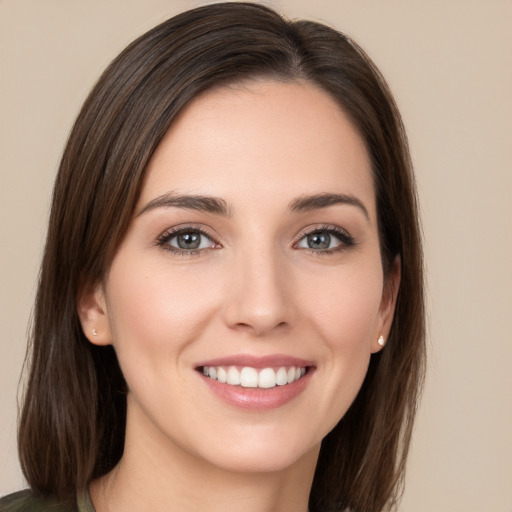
0, 490, 78, 512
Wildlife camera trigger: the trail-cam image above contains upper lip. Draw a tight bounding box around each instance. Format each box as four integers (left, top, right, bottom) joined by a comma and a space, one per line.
195, 354, 315, 369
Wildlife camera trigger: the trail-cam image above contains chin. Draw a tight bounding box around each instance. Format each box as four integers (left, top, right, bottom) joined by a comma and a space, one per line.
205, 442, 319, 475
184, 422, 323, 475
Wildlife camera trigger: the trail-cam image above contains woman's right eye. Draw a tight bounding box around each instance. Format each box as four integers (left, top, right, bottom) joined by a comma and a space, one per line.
157, 228, 218, 253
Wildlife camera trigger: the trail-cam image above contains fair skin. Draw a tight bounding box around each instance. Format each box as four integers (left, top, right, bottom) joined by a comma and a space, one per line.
79, 80, 399, 512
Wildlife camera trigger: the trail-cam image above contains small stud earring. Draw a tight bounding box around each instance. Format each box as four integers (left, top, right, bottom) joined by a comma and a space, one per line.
92, 329, 98, 336
378, 335, 385, 346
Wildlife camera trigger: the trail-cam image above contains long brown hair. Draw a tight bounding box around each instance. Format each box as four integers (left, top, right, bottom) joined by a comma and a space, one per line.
18, 3, 425, 511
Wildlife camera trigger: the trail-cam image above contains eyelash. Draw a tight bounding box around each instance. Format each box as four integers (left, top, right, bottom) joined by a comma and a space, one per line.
293, 225, 356, 255
155, 224, 356, 256
156, 226, 220, 256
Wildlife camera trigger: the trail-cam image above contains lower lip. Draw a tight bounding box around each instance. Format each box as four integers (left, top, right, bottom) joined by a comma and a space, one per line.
200, 370, 313, 411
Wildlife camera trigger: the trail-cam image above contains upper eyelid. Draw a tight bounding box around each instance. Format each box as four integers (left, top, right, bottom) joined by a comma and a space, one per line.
294, 224, 352, 239
160, 224, 217, 237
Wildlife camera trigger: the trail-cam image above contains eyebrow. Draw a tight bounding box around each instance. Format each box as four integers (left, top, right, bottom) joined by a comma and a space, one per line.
137, 193, 231, 217
137, 191, 369, 220
289, 193, 370, 220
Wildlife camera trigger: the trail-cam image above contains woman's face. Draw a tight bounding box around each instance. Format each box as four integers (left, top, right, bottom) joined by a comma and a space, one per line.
83, 80, 398, 475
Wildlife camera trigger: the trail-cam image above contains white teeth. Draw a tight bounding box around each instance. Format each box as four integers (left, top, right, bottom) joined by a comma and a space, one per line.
217, 367, 227, 383
226, 366, 240, 385
258, 368, 276, 388
276, 367, 288, 386
202, 365, 307, 388
240, 367, 258, 388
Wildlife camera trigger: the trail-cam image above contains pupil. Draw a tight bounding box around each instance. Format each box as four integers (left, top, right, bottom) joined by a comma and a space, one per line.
308, 233, 330, 249
178, 232, 200, 249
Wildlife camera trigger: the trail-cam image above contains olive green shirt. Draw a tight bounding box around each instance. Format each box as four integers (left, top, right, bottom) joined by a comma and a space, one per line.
0, 490, 95, 512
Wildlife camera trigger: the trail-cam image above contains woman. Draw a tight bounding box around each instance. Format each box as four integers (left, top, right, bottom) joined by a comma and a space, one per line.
1, 2, 425, 511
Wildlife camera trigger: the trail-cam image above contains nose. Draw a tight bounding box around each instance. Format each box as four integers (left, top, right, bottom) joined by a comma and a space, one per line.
222, 246, 294, 337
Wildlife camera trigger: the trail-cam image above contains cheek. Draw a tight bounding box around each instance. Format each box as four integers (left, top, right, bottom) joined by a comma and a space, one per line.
104, 262, 221, 369
299, 267, 383, 431
304, 264, 384, 349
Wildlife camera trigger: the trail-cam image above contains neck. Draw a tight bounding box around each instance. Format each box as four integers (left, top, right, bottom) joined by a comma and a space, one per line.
90, 401, 319, 512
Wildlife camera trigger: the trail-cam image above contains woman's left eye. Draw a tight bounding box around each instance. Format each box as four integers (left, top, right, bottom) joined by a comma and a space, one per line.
295, 227, 355, 252
158, 228, 217, 253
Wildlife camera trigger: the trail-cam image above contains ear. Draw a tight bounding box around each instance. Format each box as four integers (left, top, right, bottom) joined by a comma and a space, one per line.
372, 255, 401, 353
77, 282, 112, 346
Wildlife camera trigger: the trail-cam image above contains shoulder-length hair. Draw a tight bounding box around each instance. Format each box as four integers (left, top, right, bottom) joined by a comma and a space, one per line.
18, 3, 425, 511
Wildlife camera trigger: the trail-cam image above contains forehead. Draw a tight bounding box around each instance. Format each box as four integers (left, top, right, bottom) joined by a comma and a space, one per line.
141, 80, 375, 216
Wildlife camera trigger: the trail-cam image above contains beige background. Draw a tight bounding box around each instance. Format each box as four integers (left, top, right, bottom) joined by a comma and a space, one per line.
1, 0, 511, 510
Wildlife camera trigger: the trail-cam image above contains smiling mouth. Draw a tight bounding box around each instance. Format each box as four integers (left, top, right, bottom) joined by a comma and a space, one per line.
200, 365, 309, 389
